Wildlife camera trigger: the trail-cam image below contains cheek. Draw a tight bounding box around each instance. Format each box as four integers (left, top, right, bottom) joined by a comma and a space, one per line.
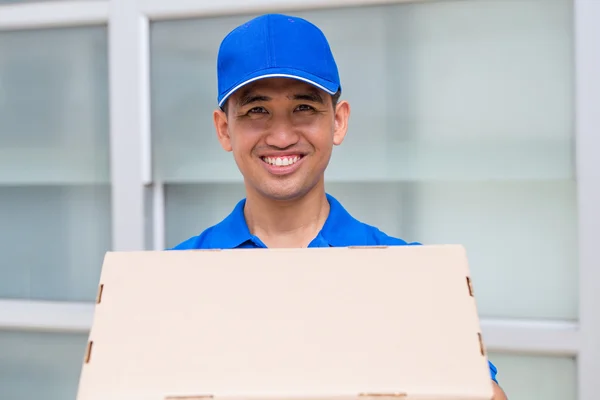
303, 121, 335, 150
229, 123, 258, 151
229, 128, 262, 169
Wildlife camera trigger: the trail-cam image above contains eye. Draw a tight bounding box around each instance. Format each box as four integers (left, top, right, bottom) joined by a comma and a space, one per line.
295, 104, 315, 112
247, 106, 267, 115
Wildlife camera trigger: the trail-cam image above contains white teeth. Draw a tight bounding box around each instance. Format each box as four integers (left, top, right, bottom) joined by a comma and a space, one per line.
263, 156, 301, 166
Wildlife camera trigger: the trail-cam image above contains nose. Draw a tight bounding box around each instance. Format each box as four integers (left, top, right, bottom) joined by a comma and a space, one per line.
264, 117, 300, 149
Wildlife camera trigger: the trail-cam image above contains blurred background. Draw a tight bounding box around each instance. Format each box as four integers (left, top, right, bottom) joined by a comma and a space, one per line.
0, 0, 598, 399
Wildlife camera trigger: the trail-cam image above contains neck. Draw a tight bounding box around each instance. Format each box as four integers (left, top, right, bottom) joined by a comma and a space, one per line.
243, 181, 330, 248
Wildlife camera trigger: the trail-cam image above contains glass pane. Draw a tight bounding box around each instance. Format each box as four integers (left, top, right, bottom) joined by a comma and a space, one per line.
0, 330, 88, 400
0, 26, 109, 185
0, 185, 111, 301
489, 352, 577, 400
0, 26, 110, 302
151, 0, 573, 182
152, 0, 576, 320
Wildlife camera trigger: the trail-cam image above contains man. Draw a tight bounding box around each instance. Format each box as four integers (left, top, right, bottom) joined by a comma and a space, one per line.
173, 13, 508, 400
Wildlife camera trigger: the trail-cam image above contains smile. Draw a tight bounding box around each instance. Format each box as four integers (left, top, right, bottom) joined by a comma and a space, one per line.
260, 155, 303, 166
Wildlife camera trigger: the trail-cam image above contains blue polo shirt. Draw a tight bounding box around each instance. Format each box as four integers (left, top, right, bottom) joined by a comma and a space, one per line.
172, 193, 499, 383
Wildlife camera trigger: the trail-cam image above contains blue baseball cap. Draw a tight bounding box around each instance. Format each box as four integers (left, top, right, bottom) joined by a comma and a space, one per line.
216, 13, 341, 108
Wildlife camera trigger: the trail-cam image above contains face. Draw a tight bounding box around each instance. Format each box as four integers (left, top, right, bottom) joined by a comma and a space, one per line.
213, 78, 350, 201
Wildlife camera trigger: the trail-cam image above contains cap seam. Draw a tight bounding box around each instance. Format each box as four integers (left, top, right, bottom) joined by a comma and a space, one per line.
223, 65, 337, 93
218, 72, 338, 107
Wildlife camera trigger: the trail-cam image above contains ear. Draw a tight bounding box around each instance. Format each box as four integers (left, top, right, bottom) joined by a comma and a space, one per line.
332, 100, 350, 146
213, 108, 232, 152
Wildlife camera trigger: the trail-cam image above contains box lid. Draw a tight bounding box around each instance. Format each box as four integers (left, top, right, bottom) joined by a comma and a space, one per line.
76, 245, 493, 400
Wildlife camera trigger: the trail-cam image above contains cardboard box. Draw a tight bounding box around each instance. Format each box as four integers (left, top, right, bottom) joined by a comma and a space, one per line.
76, 245, 493, 400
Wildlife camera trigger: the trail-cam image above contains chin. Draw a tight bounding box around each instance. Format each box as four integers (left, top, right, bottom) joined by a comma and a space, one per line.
263, 190, 305, 202
249, 173, 321, 202
258, 183, 310, 202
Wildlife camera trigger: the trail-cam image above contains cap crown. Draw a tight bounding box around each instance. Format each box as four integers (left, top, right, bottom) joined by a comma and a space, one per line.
216, 14, 341, 107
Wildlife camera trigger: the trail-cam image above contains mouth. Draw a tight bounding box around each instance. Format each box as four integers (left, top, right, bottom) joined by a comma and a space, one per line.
259, 154, 306, 176
260, 155, 305, 167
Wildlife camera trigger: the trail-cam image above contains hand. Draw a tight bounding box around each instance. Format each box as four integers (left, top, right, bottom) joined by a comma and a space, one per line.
492, 381, 508, 400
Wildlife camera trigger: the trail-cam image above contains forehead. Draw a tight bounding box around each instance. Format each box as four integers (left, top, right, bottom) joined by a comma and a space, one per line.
233, 77, 323, 98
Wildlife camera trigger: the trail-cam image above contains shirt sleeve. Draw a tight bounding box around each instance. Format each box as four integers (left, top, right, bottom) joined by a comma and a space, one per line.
489, 360, 499, 383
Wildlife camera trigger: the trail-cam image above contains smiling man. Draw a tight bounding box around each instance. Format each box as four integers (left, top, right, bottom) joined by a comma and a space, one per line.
172, 13, 507, 399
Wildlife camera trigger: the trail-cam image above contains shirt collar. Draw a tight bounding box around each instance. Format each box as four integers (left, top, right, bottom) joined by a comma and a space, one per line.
319, 193, 365, 247
209, 193, 363, 249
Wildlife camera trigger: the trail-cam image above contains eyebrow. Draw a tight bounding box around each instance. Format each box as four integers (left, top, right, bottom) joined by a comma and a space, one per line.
238, 93, 271, 108
237, 89, 325, 108
289, 91, 324, 104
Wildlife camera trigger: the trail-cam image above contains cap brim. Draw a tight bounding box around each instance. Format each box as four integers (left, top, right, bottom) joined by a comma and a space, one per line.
218, 68, 340, 108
